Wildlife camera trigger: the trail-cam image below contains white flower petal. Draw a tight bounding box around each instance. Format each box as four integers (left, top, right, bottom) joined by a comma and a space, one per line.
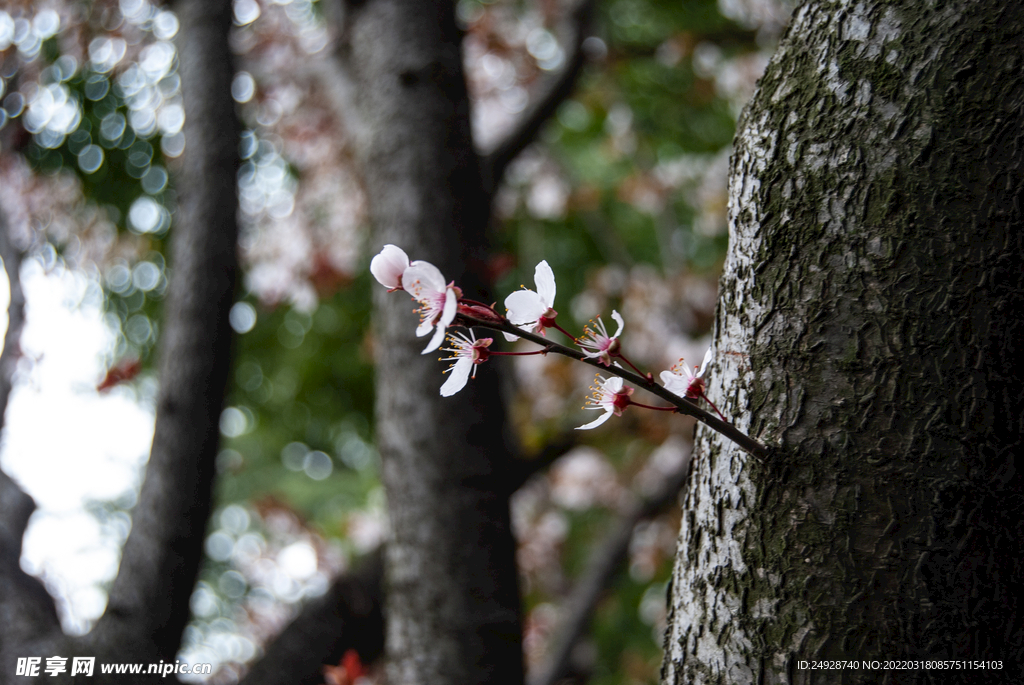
403, 261, 446, 300
440, 358, 473, 396
696, 348, 712, 377
610, 310, 625, 338
660, 371, 687, 397
603, 376, 624, 392
505, 289, 548, 324
534, 260, 556, 307
370, 244, 409, 288
503, 330, 520, 342
415, 319, 433, 337
576, 409, 614, 430
422, 322, 447, 354
439, 287, 458, 328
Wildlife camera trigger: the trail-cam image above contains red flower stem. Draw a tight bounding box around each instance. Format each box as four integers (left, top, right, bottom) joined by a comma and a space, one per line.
699, 393, 728, 422
454, 313, 769, 459
459, 298, 498, 310
490, 348, 552, 357
551, 323, 577, 341
628, 400, 678, 412
614, 352, 648, 379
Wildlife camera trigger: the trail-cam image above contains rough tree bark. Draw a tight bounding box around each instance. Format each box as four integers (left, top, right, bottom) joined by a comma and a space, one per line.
335, 2, 525, 684
662, 1, 1024, 683
92, 0, 239, 661
0, 0, 240, 680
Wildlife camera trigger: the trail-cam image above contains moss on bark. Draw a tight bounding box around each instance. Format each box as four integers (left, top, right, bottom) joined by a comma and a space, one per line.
662, 2, 1024, 683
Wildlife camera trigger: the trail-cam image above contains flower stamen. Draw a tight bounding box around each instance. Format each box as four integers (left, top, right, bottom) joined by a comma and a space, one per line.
438, 331, 493, 397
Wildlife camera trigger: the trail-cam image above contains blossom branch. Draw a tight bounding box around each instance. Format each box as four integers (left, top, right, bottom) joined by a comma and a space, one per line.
370, 246, 767, 458
456, 313, 769, 459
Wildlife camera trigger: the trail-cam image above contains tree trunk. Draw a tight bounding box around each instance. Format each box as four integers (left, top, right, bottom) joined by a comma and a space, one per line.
0, 1, 239, 680
662, 1, 1024, 683
336, 2, 524, 684
92, 0, 239, 661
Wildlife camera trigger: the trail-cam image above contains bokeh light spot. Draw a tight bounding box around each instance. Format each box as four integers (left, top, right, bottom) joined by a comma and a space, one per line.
231, 72, 255, 103
229, 302, 257, 334
303, 451, 333, 481
77, 145, 105, 173
128, 196, 163, 233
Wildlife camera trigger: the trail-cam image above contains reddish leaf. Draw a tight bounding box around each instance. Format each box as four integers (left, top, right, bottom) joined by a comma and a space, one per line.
321, 649, 365, 685
96, 358, 142, 392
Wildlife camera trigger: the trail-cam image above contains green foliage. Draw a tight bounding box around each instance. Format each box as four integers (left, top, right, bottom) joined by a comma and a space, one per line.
217, 275, 378, 524
23, 69, 171, 237
20, 61, 173, 367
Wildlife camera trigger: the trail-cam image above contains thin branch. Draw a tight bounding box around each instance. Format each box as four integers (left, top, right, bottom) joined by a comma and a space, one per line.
506, 432, 579, 494
239, 550, 384, 685
460, 314, 769, 459
480, 0, 596, 194
528, 448, 693, 685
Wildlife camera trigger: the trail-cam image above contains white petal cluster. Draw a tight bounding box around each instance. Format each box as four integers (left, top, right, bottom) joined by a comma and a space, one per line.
371, 245, 458, 354
660, 348, 712, 398
578, 311, 624, 366
577, 376, 633, 430
439, 331, 492, 397
503, 260, 557, 341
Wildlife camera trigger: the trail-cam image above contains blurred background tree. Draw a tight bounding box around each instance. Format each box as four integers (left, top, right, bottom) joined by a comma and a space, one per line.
0, 0, 791, 683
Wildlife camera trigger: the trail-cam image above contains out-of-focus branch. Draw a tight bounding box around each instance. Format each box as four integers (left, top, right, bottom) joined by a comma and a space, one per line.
528, 450, 693, 685
0, 202, 62, 669
0, 200, 26, 437
92, 0, 239, 660
0, 473, 60, 659
239, 550, 385, 685
506, 433, 579, 494
480, 0, 596, 194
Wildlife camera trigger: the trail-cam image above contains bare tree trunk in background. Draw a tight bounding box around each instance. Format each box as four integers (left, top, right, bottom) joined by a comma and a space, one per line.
91, 0, 239, 661
0, 0, 239, 680
662, 1, 1024, 683
335, 2, 525, 684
